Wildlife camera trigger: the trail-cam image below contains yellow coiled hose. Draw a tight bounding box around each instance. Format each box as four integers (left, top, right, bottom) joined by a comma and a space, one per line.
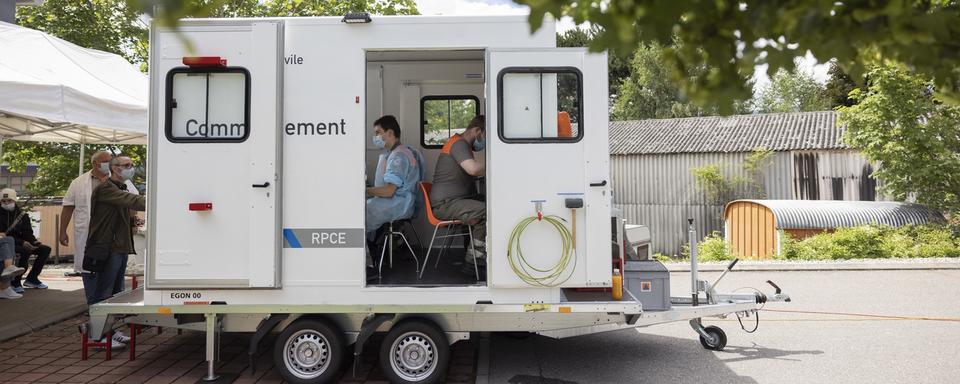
507, 215, 576, 287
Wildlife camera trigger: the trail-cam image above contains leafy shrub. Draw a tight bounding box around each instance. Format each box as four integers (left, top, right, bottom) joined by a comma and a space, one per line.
780, 224, 960, 260
681, 232, 736, 262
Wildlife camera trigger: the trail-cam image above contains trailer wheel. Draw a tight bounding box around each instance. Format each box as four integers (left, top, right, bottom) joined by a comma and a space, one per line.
699, 325, 727, 351
273, 318, 345, 384
379, 319, 450, 384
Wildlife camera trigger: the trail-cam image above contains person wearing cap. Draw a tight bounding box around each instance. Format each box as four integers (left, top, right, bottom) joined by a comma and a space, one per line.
0, 188, 51, 293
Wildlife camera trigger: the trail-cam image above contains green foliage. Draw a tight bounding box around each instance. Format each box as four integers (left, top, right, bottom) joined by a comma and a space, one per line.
752, 68, 830, 113
2, 142, 147, 197
557, 27, 631, 102
691, 164, 731, 205
781, 225, 960, 260
17, 0, 149, 69
838, 65, 960, 216
423, 98, 477, 145
692, 148, 772, 205
517, 0, 960, 113
680, 232, 736, 262
134, 0, 419, 27
612, 42, 714, 120
824, 63, 861, 108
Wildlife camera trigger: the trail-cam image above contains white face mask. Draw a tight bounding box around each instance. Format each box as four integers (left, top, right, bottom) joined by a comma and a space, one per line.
1, 203, 15, 212
119, 168, 135, 181
98, 162, 110, 175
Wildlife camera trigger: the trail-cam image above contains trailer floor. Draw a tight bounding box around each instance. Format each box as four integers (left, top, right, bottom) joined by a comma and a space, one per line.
368, 246, 486, 287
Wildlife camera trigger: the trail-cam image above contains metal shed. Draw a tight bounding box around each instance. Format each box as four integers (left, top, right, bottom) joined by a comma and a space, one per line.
609, 111, 883, 256
723, 199, 945, 259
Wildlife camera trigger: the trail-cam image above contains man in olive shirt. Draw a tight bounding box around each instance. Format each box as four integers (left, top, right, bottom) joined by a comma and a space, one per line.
86, 156, 146, 304
430, 115, 486, 274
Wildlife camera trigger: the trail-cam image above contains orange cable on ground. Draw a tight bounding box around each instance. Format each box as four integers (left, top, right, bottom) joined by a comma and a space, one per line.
761, 308, 960, 322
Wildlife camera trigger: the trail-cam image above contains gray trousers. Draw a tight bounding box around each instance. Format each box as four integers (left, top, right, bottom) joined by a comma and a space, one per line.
432, 197, 486, 264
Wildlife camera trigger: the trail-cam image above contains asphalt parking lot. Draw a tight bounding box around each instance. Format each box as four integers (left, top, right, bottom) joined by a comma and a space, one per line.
488, 269, 960, 384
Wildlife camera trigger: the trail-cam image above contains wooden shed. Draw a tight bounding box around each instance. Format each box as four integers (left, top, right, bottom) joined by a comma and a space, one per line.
723, 200, 945, 259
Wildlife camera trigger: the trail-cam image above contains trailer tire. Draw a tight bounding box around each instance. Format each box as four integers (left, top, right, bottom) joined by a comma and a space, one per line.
273, 318, 345, 384
699, 325, 727, 351
379, 319, 450, 384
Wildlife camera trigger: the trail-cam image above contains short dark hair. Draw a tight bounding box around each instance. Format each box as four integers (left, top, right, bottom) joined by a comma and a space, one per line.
468, 115, 485, 132
374, 115, 401, 139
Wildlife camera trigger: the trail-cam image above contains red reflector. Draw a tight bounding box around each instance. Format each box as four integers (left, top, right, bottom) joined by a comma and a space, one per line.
182, 56, 227, 67
189, 203, 213, 211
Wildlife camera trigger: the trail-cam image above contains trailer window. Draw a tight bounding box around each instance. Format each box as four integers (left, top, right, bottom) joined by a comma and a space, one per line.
497, 68, 582, 143
165, 67, 250, 143
421, 95, 480, 148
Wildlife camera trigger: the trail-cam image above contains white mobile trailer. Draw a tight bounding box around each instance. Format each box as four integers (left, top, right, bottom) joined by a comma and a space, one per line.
89, 15, 791, 384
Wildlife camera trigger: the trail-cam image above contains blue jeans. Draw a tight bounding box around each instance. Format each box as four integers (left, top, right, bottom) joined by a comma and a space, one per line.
112, 253, 128, 295
0, 237, 14, 263
92, 252, 127, 304
82, 272, 98, 305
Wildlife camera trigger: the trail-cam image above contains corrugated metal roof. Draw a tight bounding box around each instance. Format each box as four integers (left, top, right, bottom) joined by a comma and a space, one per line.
725, 200, 945, 230
609, 111, 846, 155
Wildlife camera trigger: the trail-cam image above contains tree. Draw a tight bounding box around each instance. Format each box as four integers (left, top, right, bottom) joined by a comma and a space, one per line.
611, 42, 710, 120
824, 63, 860, 108
3, 142, 147, 196
838, 65, 960, 215
556, 27, 631, 102
517, 0, 960, 113
752, 68, 830, 113
17, 0, 148, 68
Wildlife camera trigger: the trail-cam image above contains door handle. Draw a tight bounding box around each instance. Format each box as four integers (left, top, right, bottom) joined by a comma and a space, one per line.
252, 182, 271, 188
589, 180, 607, 187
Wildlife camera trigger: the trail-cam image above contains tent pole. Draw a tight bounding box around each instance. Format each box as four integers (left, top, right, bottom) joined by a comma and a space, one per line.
79, 140, 85, 176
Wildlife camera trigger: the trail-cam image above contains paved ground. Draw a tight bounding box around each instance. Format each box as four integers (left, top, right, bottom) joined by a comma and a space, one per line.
0, 316, 475, 384
0, 266, 87, 340
489, 269, 960, 384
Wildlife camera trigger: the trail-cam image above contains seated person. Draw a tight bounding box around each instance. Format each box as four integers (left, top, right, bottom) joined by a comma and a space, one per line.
365, 115, 425, 268
1, 188, 52, 293
429, 115, 486, 275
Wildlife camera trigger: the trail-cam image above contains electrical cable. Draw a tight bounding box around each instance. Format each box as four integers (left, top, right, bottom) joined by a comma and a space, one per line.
507, 214, 576, 287
732, 286, 764, 333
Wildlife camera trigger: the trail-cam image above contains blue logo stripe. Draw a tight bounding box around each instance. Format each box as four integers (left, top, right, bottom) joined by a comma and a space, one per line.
283, 228, 302, 248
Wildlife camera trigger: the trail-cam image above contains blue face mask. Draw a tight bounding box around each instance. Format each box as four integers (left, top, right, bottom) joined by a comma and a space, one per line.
473, 137, 485, 152
372, 135, 385, 149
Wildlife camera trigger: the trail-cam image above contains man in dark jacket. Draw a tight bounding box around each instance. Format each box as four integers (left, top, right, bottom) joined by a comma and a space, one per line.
86, 156, 146, 304
1, 188, 51, 292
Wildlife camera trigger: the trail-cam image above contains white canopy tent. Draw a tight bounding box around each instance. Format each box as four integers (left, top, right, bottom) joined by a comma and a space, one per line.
0, 21, 147, 175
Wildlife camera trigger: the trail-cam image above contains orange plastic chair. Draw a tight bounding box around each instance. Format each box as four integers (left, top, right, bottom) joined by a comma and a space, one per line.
418, 182, 479, 280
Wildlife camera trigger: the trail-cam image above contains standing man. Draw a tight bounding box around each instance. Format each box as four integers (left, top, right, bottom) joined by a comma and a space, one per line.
60, 151, 112, 304
365, 115, 425, 271
429, 115, 487, 276
2, 188, 52, 293
85, 155, 145, 305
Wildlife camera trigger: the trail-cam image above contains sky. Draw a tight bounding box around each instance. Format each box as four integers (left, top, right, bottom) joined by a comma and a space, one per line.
413, 0, 830, 91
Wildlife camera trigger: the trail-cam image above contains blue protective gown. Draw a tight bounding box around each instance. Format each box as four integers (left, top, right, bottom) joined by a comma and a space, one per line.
365, 144, 425, 235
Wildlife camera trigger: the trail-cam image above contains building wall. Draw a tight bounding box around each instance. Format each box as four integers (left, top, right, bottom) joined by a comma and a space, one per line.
611, 149, 880, 255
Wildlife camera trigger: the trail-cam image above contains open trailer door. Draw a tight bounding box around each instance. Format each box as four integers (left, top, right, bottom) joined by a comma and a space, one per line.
147, 21, 284, 288
486, 48, 610, 288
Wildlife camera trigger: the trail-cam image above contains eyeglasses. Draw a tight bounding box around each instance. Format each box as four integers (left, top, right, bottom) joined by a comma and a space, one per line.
114, 163, 134, 169
0, 199, 14, 204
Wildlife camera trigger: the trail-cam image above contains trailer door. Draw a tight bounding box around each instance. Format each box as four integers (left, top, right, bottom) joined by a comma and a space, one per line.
486, 48, 610, 288
148, 21, 283, 288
